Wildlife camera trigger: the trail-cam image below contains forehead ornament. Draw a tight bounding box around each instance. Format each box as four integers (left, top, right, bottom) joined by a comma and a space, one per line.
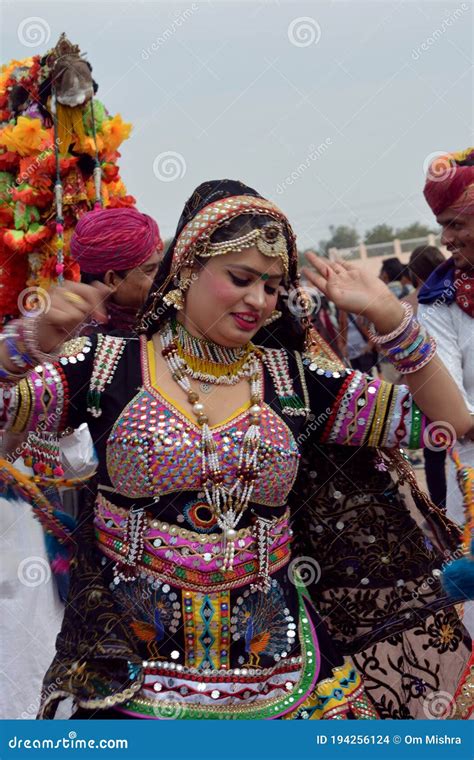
205, 221, 288, 275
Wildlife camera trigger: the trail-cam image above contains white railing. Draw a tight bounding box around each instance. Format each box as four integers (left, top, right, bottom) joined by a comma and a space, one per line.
329, 234, 444, 262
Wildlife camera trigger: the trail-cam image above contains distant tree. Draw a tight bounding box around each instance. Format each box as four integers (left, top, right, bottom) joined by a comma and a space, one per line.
319, 225, 359, 254
364, 224, 395, 245
395, 222, 434, 240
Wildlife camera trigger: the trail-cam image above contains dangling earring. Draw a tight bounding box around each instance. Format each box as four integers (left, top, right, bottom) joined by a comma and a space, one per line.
163, 269, 193, 311
263, 310, 282, 326
163, 288, 185, 310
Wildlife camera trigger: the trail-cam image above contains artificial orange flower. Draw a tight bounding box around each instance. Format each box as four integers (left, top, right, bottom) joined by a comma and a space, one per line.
101, 114, 132, 152
76, 134, 104, 156
0, 58, 33, 93
107, 179, 126, 197
0, 116, 50, 156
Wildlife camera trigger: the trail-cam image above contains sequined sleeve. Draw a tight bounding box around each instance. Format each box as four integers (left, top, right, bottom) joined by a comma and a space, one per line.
0, 336, 95, 435
301, 361, 427, 449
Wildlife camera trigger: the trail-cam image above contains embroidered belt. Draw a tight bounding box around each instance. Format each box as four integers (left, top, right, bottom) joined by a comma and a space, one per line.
94, 494, 292, 592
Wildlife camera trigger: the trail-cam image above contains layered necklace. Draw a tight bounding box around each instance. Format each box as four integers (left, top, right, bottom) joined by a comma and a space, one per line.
160, 320, 263, 571
172, 318, 257, 388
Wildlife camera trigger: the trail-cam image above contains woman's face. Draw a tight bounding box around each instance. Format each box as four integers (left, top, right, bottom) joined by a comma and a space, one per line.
180, 246, 285, 347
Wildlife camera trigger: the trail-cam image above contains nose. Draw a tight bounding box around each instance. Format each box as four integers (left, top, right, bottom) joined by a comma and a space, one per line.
243, 281, 266, 310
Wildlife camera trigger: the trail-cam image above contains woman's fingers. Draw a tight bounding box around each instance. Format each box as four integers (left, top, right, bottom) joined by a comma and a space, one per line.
305, 251, 332, 277
52, 281, 111, 323
301, 267, 329, 296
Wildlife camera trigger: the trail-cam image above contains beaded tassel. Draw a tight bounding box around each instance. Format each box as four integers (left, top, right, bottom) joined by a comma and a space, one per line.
113, 506, 146, 584
251, 514, 276, 593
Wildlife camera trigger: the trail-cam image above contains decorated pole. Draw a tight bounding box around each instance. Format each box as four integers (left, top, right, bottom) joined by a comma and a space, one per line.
0, 33, 133, 323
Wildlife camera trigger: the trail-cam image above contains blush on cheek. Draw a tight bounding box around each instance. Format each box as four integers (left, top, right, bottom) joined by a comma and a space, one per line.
210, 279, 240, 306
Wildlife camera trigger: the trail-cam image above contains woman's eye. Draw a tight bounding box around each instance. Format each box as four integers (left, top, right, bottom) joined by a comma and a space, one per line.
264, 285, 277, 295
229, 273, 251, 287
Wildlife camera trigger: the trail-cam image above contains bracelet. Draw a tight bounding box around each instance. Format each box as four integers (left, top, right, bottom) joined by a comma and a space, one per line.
21, 315, 60, 365
370, 301, 437, 374
1, 317, 59, 377
368, 302, 413, 345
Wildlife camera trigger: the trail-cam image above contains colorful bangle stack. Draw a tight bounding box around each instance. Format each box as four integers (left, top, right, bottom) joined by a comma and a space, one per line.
368, 303, 436, 375
0, 315, 59, 381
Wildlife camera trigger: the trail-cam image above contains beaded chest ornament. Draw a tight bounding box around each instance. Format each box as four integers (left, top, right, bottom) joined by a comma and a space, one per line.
160, 321, 263, 572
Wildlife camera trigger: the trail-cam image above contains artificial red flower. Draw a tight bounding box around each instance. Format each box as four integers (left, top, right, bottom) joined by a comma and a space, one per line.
11, 183, 53, 207
107, 194, 136, 209
2, 228, 30, 254
25, 222, 52, 246
0, 151, 20, 172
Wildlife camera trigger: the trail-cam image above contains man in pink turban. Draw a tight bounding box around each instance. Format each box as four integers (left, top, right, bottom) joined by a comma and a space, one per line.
71, 206, 164, 331
418, 150, 474, 612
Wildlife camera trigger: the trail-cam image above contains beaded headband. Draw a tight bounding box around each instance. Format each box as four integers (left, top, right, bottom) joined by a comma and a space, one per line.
171, 195, 292, 275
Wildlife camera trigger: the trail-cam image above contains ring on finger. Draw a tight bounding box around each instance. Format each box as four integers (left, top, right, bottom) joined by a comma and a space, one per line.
63, 290, 87, 307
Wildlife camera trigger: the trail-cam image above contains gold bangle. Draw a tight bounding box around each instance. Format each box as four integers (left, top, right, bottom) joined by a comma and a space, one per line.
367, 381, 391, 447
11, 377, 32, 433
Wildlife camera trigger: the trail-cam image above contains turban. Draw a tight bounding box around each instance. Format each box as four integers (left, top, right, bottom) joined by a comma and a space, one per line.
424, 147, 474, 216
70, 207, 163, 274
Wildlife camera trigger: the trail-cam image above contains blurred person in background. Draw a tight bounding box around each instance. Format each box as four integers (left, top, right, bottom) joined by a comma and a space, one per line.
70, 206, 164, 334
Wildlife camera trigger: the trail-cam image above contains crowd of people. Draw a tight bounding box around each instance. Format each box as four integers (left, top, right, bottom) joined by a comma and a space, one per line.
1, 155, 473, 721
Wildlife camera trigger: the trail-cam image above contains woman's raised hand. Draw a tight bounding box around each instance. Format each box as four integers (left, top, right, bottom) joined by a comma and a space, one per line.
36, 281, 112, 353
303, 252, 405, 333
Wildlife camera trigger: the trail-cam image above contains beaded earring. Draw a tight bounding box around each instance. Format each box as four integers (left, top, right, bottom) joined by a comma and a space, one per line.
263, 310, 282, 326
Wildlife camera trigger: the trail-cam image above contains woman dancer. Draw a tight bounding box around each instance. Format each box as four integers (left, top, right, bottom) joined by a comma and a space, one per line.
0, 180, 471, 719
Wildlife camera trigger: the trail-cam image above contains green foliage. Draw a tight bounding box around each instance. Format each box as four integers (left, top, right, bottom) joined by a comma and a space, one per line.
395, 222, 435, 240
364, 224, 395, 244
319, 225, 359, 254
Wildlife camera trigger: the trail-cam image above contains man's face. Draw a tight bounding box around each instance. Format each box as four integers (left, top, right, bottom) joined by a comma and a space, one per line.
437, 210, 474, 271
108, 249, 162, 309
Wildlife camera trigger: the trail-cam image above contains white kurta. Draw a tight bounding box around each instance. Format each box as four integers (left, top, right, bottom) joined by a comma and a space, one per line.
418, 300, 474, 525
419, 300, 474, 639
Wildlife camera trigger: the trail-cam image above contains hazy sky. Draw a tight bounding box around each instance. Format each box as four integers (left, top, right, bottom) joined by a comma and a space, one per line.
2, 0, 472, 247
